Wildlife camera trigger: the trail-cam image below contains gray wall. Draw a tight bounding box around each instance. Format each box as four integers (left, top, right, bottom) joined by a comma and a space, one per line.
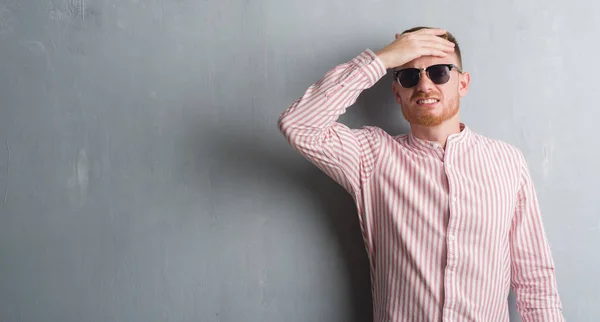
0, 0, 598, 321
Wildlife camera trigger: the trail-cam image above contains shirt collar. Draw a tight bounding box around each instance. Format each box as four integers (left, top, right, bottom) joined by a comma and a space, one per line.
407, 123, 472, 152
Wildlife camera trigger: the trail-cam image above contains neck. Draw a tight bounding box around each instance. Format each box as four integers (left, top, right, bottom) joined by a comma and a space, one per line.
410, 115, 462, 149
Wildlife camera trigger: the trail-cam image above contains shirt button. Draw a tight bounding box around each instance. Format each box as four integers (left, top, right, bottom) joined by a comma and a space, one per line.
449, 234, 456, 241
452, 197, 457, 203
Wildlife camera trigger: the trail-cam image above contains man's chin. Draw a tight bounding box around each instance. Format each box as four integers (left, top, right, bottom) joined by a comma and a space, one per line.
403, 111, 444, 127
401, 106, 459, 127
410, 118, 444, 127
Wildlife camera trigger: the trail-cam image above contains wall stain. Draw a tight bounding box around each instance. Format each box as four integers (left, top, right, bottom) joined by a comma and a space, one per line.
0, 5, 15, 36
542, 139, 554, 179
49, 0, 100, 28
68, 148, 90, 207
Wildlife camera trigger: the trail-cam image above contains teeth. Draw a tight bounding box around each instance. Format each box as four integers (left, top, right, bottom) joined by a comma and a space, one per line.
418, 99, 438, 104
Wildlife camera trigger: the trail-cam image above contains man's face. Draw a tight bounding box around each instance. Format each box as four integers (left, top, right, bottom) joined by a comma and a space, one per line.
392, 54, 470, 127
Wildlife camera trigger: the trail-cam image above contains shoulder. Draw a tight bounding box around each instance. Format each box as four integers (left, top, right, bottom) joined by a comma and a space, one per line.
470, 130, 527, 166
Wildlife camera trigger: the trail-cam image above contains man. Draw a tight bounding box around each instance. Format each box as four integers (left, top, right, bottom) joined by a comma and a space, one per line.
277, 26, 565, 321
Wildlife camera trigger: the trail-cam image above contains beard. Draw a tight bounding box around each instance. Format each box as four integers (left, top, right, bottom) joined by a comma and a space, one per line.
400, 94, 460, 127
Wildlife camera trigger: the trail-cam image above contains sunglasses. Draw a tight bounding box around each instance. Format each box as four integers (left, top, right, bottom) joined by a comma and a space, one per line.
393, 64, 463, 88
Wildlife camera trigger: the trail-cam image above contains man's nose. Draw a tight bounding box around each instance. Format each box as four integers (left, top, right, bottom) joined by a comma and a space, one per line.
415, 70, 436, 92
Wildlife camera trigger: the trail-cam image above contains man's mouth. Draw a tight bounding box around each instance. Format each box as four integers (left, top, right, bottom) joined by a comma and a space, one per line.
416, 98, 439, 105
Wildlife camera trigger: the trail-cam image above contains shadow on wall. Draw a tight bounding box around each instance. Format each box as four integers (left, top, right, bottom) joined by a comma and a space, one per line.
353, 72, 409, 136
190, 69, 403, 320
191, 60, 526, 320
197, 126, 374, 320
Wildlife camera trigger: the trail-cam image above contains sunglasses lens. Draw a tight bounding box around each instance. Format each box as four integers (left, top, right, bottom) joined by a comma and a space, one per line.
396, 65, 455, 88
428, 65, 451, 84
398, 69, 420, 88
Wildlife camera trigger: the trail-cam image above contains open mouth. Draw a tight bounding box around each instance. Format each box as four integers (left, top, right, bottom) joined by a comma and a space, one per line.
416, 98, 440, 105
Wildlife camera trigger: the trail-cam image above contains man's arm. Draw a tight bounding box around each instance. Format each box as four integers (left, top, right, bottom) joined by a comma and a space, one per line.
277, 49, 387, 195
278, 28, 456, 194
510, 152, 565, 321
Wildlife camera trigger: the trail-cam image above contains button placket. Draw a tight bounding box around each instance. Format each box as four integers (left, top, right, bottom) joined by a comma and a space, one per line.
445, 148, 459, 267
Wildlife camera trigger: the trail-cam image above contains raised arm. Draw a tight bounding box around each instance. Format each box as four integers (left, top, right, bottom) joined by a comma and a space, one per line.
277, 49, 387, 195
277, 29, 456, 195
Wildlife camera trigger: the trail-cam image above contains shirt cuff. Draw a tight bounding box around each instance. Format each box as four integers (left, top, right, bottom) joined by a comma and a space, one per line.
349, 49, 388, 86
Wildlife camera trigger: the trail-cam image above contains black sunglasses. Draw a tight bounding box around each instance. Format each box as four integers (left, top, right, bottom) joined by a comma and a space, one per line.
393, 64, 463, 88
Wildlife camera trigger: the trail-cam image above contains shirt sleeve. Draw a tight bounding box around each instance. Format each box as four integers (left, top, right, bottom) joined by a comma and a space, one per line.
277, 49, 387, 196
510, 151, 565, 322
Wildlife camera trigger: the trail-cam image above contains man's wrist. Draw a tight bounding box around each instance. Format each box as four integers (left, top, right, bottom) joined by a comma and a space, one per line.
374, 50, 390, 69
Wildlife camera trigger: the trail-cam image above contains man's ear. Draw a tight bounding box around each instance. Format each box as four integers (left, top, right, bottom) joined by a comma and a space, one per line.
458, 72, 471, 97
392, 81, 402, 104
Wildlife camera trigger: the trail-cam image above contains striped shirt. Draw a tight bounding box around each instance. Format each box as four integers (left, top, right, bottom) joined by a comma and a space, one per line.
277, 49, 564, 322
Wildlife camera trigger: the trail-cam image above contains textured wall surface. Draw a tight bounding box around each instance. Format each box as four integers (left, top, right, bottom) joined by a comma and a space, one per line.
0, 0, 598, 321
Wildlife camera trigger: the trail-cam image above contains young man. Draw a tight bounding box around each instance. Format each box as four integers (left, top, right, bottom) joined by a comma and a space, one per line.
277, 27, 565, 321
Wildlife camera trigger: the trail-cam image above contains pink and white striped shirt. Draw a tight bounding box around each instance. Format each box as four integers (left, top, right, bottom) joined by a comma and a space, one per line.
278, 49, 564, 322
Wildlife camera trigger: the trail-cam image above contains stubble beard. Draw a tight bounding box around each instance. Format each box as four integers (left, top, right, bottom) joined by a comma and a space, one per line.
401, 96, 460, 127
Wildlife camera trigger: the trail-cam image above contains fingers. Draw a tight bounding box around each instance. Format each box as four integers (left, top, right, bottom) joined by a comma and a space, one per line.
403, 29, 455, 47
422, 39, 455, 53
396, 29, 447, 39
428, 49, 449, 58
415, 34, 455, 47
417, 28, 447, 35
387, 29, 456, 66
